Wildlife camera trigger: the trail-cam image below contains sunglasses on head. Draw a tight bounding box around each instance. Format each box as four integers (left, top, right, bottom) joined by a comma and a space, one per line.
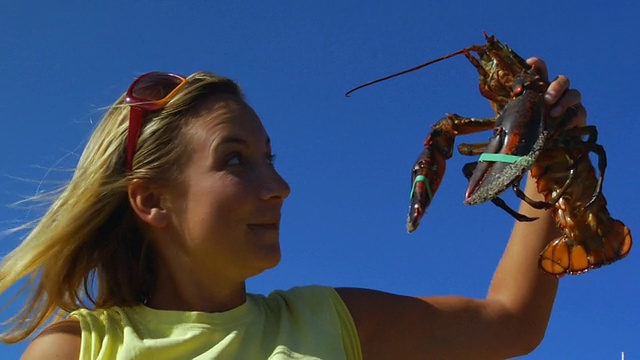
124, 72, 188, 172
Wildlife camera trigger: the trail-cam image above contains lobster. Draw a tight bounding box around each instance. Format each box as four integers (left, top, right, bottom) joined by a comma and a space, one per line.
345, 33, 632, 276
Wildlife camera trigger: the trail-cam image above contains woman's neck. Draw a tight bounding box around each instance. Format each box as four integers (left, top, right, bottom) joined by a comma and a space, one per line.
145, 257, 248, 313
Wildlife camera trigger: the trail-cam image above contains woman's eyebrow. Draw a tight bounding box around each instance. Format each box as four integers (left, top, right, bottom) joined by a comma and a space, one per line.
218, 136, 250, 147
218, 136, 271, 147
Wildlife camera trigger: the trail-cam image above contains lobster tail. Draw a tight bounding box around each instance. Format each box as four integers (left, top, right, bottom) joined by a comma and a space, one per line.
603, 220, 633, 264
539, 220, 632, 276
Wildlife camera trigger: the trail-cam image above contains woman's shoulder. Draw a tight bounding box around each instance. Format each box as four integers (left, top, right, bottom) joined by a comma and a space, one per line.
21, 318, 81, 360
260, 285, 351, 327
266, 285, 337, 299
260, 285, 340, 309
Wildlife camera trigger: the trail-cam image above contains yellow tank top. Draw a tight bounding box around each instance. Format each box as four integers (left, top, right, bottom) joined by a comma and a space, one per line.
71, 285, 362, 360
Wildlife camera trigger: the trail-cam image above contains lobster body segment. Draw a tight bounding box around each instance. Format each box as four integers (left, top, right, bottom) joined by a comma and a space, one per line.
532, 127, 632, 275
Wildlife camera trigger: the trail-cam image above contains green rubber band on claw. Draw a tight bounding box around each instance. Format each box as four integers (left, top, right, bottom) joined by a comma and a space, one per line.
409, 175, 433, 201
478, 153, 533, 166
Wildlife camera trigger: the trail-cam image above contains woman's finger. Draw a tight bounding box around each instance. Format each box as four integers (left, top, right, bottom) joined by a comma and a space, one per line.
526, 57, 548, 82
549, 87, 581, 117
545, 75, 571, 107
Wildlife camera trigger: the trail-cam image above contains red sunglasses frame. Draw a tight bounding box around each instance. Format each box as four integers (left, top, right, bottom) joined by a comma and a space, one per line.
123, 72, 188, 172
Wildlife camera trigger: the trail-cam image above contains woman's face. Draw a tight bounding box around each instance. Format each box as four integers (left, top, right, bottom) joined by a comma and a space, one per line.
167, 95, 290, 281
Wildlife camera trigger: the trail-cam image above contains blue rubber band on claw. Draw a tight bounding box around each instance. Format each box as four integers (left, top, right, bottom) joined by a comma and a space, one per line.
478, 153, 533, 166
410, 175, 433, 202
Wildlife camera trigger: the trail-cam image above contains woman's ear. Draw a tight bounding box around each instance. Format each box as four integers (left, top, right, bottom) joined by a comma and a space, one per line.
128, 179, 171, 228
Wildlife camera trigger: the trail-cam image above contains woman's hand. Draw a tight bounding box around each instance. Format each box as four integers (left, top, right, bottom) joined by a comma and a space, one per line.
527, 57, 587, 127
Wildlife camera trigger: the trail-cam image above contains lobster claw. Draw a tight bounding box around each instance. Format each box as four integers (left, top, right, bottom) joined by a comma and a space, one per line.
406, 138, 449, 233
408, 113, 494, 232
464, 85, 547, 205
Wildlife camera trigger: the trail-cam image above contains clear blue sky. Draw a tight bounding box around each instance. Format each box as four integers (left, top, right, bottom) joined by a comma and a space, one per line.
1, 2, 638, 359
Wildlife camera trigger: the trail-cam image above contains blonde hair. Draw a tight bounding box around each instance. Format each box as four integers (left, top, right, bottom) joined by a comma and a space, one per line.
0, 71, 244, 343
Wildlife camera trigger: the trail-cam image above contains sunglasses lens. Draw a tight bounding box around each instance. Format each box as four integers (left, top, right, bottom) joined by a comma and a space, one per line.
130, 73, 186, 101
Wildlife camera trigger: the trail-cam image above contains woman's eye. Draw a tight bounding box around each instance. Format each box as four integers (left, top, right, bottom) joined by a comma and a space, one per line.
226, 154, 243, 166
224, 152, 275, 167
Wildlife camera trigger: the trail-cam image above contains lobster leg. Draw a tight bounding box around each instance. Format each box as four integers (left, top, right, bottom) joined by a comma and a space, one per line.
457, 141, 489, 156
524, 126, 606, 211
586, 142, 607, 208
512, 167, 575, 210
560, 125, 607, 208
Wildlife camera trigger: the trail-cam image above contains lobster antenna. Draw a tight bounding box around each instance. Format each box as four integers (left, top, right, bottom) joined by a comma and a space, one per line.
345, 46, 479, 97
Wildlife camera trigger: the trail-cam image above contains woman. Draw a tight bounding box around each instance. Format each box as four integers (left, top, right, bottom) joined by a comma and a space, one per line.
5, 57, 584, 359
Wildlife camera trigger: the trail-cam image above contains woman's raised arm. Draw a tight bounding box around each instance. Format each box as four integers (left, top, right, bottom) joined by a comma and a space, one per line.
337, 58, 586, 360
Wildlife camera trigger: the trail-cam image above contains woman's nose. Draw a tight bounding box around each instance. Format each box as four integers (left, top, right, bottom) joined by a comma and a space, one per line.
260, 167, 291, 201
